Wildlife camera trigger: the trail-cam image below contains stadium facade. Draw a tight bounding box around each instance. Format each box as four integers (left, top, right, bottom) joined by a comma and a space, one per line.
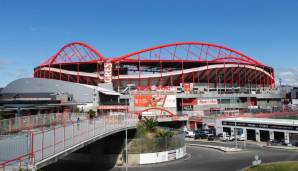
0, 42, 285, 125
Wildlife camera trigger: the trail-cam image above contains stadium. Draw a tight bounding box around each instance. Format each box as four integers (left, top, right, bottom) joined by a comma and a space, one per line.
0, 42, 284, 129
34, 42, 275, 91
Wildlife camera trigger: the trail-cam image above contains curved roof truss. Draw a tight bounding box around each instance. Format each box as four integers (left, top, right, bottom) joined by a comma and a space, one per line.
39, 42, 106, 66
111, 42, 263, 66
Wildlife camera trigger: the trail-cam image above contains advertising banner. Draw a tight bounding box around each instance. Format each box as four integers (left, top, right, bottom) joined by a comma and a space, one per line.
183, 83, 191, 94
134, 95, 176, 108
104, 63, 112, 83
136, 86, 171, 91
97, 105, 128, 110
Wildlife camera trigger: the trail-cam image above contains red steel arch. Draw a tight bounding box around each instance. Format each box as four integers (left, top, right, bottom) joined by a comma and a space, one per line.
34, 41, 274, 89
136, 107, 175, 116
111, 42, 262, 66
39, 42, 106, 66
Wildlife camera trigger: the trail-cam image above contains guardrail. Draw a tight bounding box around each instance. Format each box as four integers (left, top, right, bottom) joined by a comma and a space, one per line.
0, 114, 138, 171
0, 113, 87, 134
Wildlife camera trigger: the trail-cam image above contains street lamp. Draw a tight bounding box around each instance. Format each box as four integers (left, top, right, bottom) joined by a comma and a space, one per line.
232, 88, 238, 149
218, 75, 222, 116
125, 83, 135, 171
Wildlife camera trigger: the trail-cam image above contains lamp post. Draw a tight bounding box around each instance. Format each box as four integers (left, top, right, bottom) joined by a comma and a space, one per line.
233, 88, 238, 149
218, 75, 222, 116
126, 84, 135, 171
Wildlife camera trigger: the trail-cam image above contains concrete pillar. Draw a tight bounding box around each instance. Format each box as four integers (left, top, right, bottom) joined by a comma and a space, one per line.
186, 121, 190, 130
269, 130, 274, 141
242, 128, 247, 140
255, 129, 260, 142
284, 131, 290, 144
230, 127, 234, 136
194, 121, 198, 130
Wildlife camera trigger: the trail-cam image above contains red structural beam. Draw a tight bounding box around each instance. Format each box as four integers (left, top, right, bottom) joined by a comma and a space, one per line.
111, 42, 263, 66
39, 42, 106, 66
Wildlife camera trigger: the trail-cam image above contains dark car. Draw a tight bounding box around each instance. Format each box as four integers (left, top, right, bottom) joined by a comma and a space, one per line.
292, 141, 298, 147
269, 139, 283, 146
207, 128, 216, 135
194, 130, 208, 139
207, 134, 215, 141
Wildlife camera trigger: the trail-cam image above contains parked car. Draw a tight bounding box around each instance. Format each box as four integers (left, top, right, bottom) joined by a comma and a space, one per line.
228, 135, 235, 141
207, 134, 215, 141
270, 139, 283, 146
208, 128, 216, 135
292, 141, 298, 147
237, 134, 245, 141
194, 130, 208, 139
219, 132, 229, 141
185, 130, 195, 138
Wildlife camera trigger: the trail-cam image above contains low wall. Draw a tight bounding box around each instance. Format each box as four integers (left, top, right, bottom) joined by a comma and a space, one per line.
128, 146, 186, 165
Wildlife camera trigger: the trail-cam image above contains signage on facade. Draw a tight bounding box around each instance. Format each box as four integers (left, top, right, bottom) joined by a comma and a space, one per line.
183, 83, 192, 94
222, 121, 298, 131
97, 105, 128, 110
197, 99, 218, 105
104, 63, 112, 83
134, 95, 176, 108
136, 86, 172, 91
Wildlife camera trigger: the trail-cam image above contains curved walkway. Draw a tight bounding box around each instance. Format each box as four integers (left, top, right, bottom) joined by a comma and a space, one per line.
0, 115, 138, 170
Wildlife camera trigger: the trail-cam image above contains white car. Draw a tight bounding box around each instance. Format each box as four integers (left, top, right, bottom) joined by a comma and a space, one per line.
185, 131, 195, 138
228, 134, 245, 141
237, 134, 245, 141
219, 132, 229, 141
228, 135, 235, 141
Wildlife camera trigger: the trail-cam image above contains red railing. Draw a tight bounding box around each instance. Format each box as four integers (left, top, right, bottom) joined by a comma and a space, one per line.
0, 114, 137, 171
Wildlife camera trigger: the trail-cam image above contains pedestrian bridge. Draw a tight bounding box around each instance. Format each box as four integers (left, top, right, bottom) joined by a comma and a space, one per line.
0, 114, 137, 170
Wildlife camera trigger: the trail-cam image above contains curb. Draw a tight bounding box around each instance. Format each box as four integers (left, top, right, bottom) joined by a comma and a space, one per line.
264, 145, 298, 151
186, 143, 242, 152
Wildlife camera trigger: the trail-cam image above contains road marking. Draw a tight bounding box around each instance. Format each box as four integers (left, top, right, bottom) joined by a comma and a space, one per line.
183, 153, 192, 161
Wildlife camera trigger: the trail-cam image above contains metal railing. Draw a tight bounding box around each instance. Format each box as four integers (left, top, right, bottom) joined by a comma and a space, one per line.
0, 113, 88, 134
0, 114, 138, 171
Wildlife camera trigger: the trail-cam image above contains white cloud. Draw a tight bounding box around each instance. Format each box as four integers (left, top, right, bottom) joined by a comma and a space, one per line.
276, 67, 298, 87
0, 58, 10, 70
14, 69, 31, 79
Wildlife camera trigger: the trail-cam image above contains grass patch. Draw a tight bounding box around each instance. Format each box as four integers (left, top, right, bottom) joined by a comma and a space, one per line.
246, 161, 298, 171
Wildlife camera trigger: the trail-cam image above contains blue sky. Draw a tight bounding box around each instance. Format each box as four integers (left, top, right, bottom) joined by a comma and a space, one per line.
0, 0, 298, 87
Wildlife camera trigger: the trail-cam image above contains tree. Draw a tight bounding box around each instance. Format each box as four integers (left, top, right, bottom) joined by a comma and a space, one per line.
143, 117, 158, 132
88, 109, 96, 119
72, 106, 80, 113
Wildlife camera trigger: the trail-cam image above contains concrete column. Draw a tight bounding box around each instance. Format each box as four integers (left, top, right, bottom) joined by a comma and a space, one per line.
186, 120, 190, 130
284, 131, 290, 144
242, 128, 247, 140
231, 127, 235, 136
255, 129, 260, 142
194, 121, 198, 130
269, 130, 274, 141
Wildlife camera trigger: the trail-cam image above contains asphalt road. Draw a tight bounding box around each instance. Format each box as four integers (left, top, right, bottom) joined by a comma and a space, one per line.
44, 140, 298, 171
111, 141, 298, 171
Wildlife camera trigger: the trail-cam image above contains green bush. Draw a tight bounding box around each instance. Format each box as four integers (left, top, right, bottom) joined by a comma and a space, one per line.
155, 128, 174, 138
72, 106, 80, 113
129, 117, 182, 153
88, 109, 96, 119
136, 123, 146, 138
143, 117, 158, 132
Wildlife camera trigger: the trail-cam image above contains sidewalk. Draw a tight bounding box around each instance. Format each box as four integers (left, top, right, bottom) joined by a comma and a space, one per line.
264, 145, 298, 151
187, 138, 298, 151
